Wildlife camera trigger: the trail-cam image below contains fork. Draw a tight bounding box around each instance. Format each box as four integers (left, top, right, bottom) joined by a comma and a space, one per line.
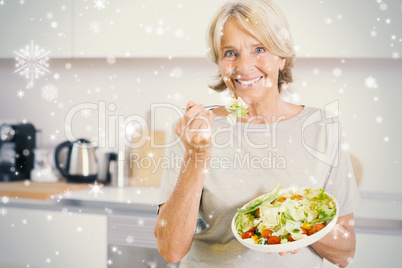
182, 105, 226, 111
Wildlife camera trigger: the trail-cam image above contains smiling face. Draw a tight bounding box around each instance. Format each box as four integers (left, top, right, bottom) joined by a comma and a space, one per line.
219, 18, 286, 105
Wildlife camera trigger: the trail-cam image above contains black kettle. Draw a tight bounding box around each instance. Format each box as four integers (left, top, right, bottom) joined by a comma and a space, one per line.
54, 139, 98, 183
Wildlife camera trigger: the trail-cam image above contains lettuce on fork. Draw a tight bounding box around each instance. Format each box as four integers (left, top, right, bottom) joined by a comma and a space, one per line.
225, 97, 248, 125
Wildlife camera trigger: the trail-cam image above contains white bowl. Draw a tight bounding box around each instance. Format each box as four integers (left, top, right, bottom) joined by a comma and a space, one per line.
231, 188, 339, 253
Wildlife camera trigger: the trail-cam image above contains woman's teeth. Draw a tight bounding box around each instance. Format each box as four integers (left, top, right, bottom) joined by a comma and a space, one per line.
236, 76, 263, 85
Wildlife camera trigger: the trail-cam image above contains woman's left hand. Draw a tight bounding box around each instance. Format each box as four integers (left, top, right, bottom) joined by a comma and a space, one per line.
278, 249, 301, 256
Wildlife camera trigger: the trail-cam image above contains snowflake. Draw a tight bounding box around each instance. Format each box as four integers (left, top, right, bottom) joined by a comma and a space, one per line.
23, 149, 30, 156
174, 29, 184, 38
107, 55, 116, 64
392, 51, 400, 59
46, 12, 54, 20
333, 68, 342, 77
81, 108, 92, 118
42, 83, 58, 101
90, 20, 101, 33
46, 214, 53, 221
1, 196, 9, 204
104, 207, 113, 214
0, 1, 5, 6
107, 259, 113, 266
145, 26, 152, 34
375, 116, 383, 124
169, 67, 183, 78
17, 90, 25, 98
159, 218, 167, 228
94, 0, 108, 10
111, 246, 118, 253
278, 28, 290, 44
147, 152, 154, 158
126, 236, 134, 244
379, 3, 387, 11
324, 17, 332, 25
156, 26, 164, 35
64, 189, 72, 198
49, 133, 57, 142
365, 76, 378, 89
370, 30, 377, 37
14, 41, 51, 88
88, 181, 104, 197
137, 218, 145, 226
173, 92, 184, 101
1, 208, 7, 216
51, 21, 58, 29
225, 65, 236, 76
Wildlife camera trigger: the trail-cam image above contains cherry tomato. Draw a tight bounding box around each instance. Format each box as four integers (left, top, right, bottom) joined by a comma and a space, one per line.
241, 231, 254, 239
268, 236, 281, 245
307, 223, 325, 236
288, 234, 295, 242
254, 209, 260, 218
313, 223, 325, 233
248, 227, 256, 233
261, 229, 273, 239
301, 227, 308, 234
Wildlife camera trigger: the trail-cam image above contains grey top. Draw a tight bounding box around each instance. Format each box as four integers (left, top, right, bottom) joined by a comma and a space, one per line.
159, 106, 361, 268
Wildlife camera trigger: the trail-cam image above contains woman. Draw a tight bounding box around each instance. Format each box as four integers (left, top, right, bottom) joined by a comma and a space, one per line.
154, 0, 360, 267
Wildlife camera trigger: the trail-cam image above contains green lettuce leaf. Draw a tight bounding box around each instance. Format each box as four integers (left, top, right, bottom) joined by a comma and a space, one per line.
235, 213, 255, 234
237, 182, 282, 215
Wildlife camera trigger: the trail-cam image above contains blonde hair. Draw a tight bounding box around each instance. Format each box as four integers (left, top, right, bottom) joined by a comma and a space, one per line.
207, 0, 295, 93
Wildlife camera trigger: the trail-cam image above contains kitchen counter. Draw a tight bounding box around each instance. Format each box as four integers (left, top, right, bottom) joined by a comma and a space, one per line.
2, 181, 402, 236
0, 180, 90, 200
59, 185, 161, 214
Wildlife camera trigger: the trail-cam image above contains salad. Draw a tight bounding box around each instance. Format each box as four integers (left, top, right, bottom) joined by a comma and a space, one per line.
234, 182, 337, 245
225, 97, 248, 125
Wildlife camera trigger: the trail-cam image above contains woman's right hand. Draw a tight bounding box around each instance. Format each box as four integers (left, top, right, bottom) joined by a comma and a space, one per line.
174, 101, 214, 155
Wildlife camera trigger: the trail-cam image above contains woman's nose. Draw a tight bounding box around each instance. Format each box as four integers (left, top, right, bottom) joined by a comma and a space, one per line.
234, 55, 255, 75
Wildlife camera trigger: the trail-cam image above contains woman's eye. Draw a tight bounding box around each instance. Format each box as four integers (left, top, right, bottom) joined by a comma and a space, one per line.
224, 50, 235, 57
256, 47, 265, 53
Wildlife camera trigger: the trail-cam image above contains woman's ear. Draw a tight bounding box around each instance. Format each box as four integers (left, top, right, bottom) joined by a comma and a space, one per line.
279, 57, 286, 71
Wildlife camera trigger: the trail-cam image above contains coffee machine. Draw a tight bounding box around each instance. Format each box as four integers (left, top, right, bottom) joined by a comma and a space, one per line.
0, 123, 36, 181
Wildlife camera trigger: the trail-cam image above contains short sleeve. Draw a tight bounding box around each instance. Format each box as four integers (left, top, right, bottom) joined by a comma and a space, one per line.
323, 120, 361, 217
158, 126, 185, 212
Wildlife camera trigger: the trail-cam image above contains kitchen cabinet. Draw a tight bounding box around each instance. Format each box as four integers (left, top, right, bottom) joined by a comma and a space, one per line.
0, 0, 398, 58
0, 186, 174, 268
0, 206, 107, 268
0, 0, 73, 58
72, 0, 220, 58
